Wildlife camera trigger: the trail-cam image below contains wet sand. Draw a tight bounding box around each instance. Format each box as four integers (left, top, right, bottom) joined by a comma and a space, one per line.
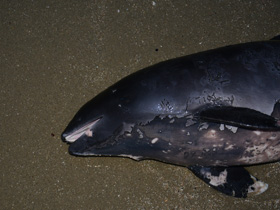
1, 1, 280, 209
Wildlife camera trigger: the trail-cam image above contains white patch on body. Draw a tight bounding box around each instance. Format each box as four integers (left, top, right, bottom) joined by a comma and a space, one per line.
169, 118, 175, 123
120, 154, 143, 161
225, 144, 234, 151
238, 143, 279, 163
214, 160, 223, 165
248, 175, 268, 195
219, 124, 225, 131
225, 125, 238, 133
237, 131, 280, 164
210, 130, 216, 135
253, 131, 261, 136
205, 130, 217, 139
176, 111, 188, 118
137, 129, 144, 138
121, 123, 134, 135
247, 144, 268, 156
85, 130, 93, 137
198, 123, 209, 131
268, 134, 277, 140
202, 169, 228, 187
151, 138, 159, 144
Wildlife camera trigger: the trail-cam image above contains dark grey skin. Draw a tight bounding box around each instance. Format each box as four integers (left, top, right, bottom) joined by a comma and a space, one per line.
62, 37, 280, 198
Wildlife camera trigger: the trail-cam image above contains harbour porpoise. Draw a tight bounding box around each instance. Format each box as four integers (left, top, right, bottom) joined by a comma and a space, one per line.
61, 36, 280, 198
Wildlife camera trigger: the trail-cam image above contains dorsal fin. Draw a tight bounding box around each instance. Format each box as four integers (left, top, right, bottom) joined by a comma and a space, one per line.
271, 100, 280, 119
270, 35, 280, 41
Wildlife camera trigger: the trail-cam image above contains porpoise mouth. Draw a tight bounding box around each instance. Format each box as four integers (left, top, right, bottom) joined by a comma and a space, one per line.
63, 118, 101, 143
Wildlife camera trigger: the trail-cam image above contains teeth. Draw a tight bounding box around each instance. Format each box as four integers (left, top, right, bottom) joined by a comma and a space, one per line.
65, 119, 100, 142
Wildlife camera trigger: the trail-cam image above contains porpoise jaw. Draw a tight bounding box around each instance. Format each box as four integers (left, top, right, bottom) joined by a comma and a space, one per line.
62, 118, 101, 143
61, 37, 280, 198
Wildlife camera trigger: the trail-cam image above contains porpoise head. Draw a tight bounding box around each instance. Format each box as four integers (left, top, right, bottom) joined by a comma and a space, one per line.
61, 86, 135, 157
60, 69, 176, 159
60, 96, 168, 161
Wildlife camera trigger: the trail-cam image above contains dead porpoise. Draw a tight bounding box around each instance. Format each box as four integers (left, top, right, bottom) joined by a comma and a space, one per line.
61, 35, 280, 198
